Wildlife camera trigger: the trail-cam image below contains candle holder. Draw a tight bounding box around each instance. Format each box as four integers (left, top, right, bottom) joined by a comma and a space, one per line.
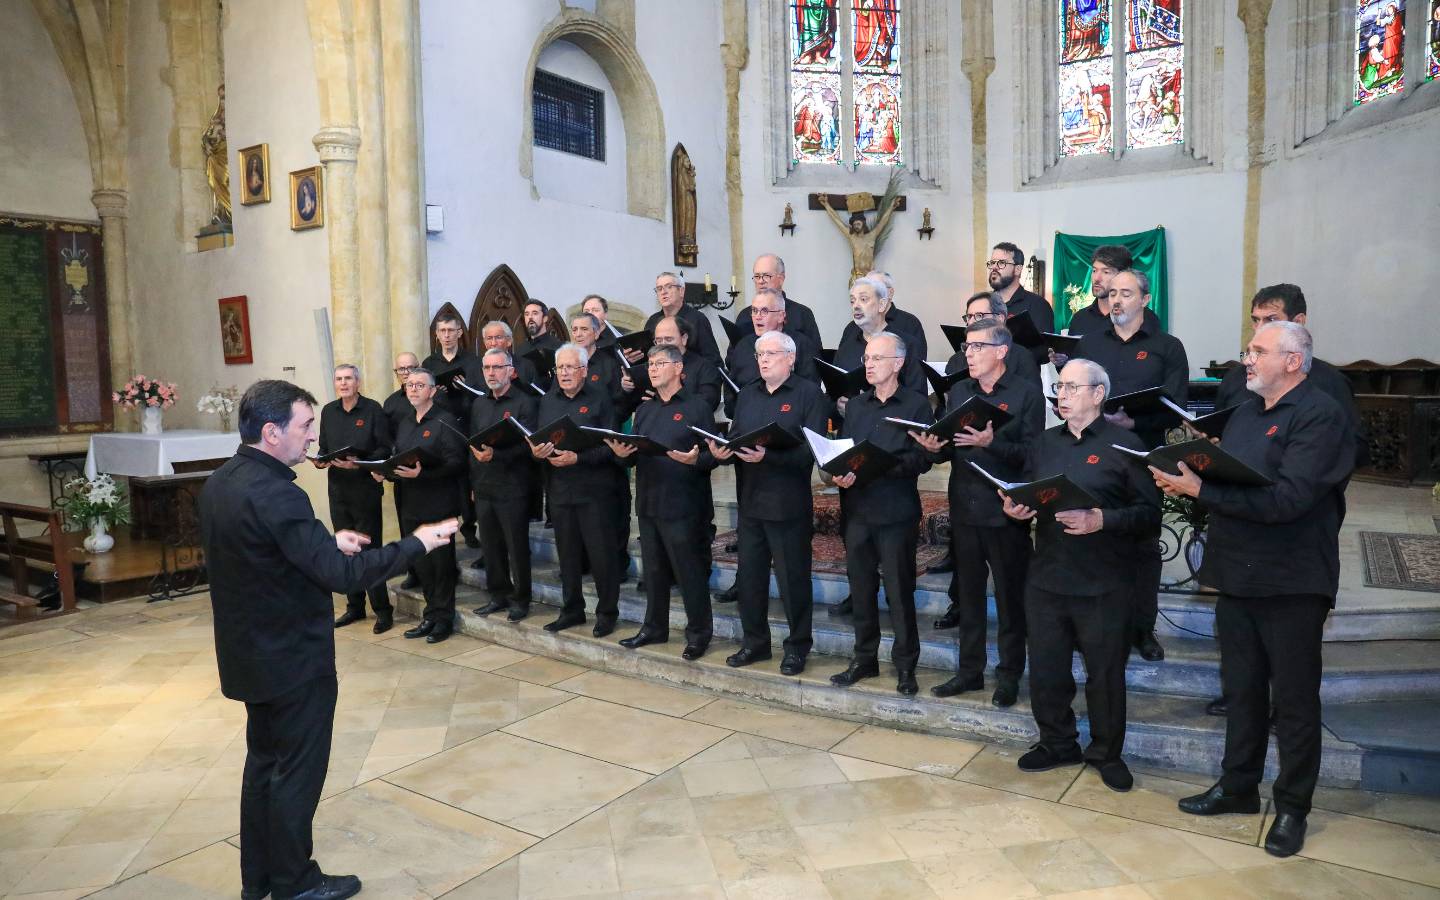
684, 281, 734, 311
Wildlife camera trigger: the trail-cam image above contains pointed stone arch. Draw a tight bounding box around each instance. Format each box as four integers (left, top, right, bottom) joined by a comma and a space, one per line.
519, 7, 665, 220
468, 264, 531, 345
427, 301, 471, 357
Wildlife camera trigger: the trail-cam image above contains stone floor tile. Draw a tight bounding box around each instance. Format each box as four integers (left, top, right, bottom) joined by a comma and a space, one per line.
1061, 766, 1267, 844
552, 670, 715, 717
516, 845, 621, 898
793, 818, 906, 870
684, 699, 860, 750
1299, 807, 1440, 888
754, 751, 848, 790
1000, 837, 1133, 894
604, 797, 700, 845
614, 833, 718, 891
953, 743, 1082, 801
446, 645, 534, 671
909, 849, 1041, 899
830, 724, 985, 778
1085, 826, 1224, 882
501, 696, 729, 774
84, 840, 241, 899
493, 655, 590, 686
12, 839, 146, 893
679, 758, 769, 799
821, 859, 942, 900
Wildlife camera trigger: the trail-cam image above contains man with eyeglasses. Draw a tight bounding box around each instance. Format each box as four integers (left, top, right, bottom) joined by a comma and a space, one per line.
987, 242, 1053, 367
723, 289, 818, 417
382, 368, 467, 643
480, 320, 544, 391
571, 311, 636, 581
710, 330, 828, 675
1062, 245, 1160, 341
531, 343, 626, 636
606, 344, 719, 659
733, 254, 822, 352
384, 352, 423, 589
468, 348, 539, 623
1003, 359, 1160, 793
641, 315, 722, 412
825, 331, 932, 696
1154, 323, 1354, 859
914, 321, 1045, 707
644, 271, 722, 365
944, 292, 1042, 393
313, 364, 395, 635
1073, 269, 1188, 663
422, 313, 483, 550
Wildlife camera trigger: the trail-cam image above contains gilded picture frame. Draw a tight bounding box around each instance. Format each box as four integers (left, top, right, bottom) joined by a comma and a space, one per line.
238, 144, 270, 205
218, 295, 254, 365
289, 166, 325, 230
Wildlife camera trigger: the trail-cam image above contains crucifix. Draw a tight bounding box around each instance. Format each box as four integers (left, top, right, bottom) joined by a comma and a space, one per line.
808, 186, 907, 284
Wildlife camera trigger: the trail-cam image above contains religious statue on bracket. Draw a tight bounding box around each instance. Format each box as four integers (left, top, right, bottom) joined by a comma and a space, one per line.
813, 169, 904, 284
671, 143, 698, 267
201, 84, 232, 228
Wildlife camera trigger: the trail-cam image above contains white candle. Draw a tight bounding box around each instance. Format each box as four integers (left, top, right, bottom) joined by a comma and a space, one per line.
704, 274, 712, 290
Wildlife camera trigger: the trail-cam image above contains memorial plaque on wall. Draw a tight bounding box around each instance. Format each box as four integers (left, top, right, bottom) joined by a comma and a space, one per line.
0, 214, 112, 437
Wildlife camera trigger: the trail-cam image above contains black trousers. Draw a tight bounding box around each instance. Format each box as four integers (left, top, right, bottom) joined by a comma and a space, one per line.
638, 513, 712, 646
240, 674, 337, 898
329, 482, 391, 617
844, 517, 918, 672
618, 472, 634, 572
475, 490, 532, 602
457, 474, 476, 535
1132, 528, 1162, 636
554, 498, 620, 622
951, 521, 1031, 684
401, 511, 456, 624
1026, 585, 1131, 763
736, 515, 813, 657
1216, 593, 1329, 816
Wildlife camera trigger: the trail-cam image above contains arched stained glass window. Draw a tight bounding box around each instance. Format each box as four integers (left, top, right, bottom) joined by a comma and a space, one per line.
1059, 0, 1113, 157
790, 0, 902, 166
1425, 0, 1439, 80
1355, 0, 1407, 104
1125, 0, 1184, 149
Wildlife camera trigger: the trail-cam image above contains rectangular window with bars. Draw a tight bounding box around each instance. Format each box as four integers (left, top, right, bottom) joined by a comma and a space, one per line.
532, 69, 606, 161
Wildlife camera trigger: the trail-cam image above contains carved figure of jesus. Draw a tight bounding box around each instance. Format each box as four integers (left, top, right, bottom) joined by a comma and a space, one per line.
818, 194, 897, 284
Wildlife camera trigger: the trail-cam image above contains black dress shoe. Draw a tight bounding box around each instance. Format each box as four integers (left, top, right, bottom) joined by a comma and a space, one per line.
1264, 812, 1307, 858
635, 577, 646, 592
592, 618, 617, 638
681, 643, 707, 660
933, 604, 961, 629
473, 598, 510, 617
426, 623, 453, 643
400, 572, 420, 590
334, 610, 365, 628
507, 602, 530, 622
726, 647, 771, 668
462, 531, 480, 549
1177, 783, 1262, 816
714, 585, 739, 604
1205, 696, 1228, 716
928, 553, 954, 574
468, 556, 485, 569
290, 873, 362, 900
991, 681, 1019, 708
1017, 743, 1084, 772
1097, 759, 1133, 792
372, 615, 392, 635
931, 674, 984, 697
829, 659, 879, 687
544, 612, 586, 633
780, 654, 806, 676
619, 630, 667, 649
1135, 631, 1165, 661
829, 596, 854, 617
896, 670, 919, 695
403, 620, 435, 639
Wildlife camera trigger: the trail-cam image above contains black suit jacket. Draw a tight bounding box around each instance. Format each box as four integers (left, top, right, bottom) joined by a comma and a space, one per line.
200, 445, 426, 703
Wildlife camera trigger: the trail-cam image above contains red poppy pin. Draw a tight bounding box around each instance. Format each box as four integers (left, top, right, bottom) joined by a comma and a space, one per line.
1266, 425, 1278, 436
1086, 454, 1100, 464
998, 402, 1009, 411
673, 412, 684, 421
590, 374, 599, 382
579, 406, 589, 414
355, 419, 364, 427
1136, 350, 1149, 361
780, 403, 792, 413
502, 411, 511, 419
422, 430, 431, 438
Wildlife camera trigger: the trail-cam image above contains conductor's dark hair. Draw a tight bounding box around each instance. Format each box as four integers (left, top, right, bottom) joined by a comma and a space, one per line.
1091, 244, 1133, 271
240, 380, 318, 444
1252, 283, 1307, 318
993, 241, 1025, 266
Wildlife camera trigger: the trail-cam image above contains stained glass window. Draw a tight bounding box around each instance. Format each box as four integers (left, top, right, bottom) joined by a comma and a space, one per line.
1059, 0, 1114, 157
1125, 0, 1183, 149
789, 0, 902, 166
1355, 0, 1406, 105
1427, 0, 1439, 81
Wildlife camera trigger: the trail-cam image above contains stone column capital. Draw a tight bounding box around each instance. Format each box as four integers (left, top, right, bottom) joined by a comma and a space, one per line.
91, 189, 129, 218
313, 126, 362, 163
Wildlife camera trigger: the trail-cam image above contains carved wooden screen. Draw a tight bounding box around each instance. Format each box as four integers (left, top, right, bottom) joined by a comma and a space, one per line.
468, 264, 529, 344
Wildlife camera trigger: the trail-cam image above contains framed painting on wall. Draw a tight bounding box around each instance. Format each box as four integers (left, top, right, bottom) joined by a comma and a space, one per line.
289, 166, 324, 230
218, 295, 253, 364
238, 144, 270, 205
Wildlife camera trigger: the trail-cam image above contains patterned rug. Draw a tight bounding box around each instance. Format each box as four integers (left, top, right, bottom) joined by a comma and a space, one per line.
1359, 531, 1440, 593
711, 490, 952, 576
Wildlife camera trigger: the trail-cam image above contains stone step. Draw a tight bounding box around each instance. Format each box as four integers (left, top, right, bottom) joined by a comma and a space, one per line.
456, 553, 1440, 705
391, 582, 1387, 790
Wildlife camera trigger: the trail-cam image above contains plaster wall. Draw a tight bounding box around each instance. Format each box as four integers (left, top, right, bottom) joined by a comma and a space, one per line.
531, 40, 629, 216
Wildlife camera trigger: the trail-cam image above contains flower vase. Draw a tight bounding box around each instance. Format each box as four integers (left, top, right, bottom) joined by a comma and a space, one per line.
1184, 531, 1207, 576
84, 518, 115, 554
141, 406, 164, 435
219, 412, 232, 433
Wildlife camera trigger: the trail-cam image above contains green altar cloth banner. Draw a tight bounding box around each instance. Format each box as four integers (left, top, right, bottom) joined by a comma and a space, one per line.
1051, 227, 1169, 332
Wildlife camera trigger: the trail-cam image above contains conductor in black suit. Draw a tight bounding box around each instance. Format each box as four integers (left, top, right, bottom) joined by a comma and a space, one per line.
201, 380, 457, 900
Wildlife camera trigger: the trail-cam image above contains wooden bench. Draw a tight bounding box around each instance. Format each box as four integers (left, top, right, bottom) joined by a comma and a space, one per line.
0, 502, 78, 619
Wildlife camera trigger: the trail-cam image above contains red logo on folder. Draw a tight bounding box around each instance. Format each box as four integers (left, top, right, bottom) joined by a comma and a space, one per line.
673, 412, 684, 421
548, 430, 565, 443
1185, 452, 1212, 471
1086, 454, 1100, 464
1266, 425, 1278, 437
1136, 351, 1149, 360
959, 413, 976, 429
780, 403, 792, 413
1037, 487, 1060, 505
848, 454, 866, 472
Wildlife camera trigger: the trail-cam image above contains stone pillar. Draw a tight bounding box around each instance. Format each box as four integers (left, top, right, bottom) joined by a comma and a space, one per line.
314, 126, 363, 370
380, 0, 428, 360
720, 0, 749, 286
1237, 0, 1274, 351
961, 0, 996, 285
353, 0, 392, 388
92, 189, 135, 402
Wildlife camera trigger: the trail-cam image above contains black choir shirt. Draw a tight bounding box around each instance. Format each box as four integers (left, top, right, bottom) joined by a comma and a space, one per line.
1196, 379, 1354, 602
392, 404, 466, 519
468, 387, 539, 499
725, 332, 820, 393
723, 374, 829, 522
318, 394, 392, 492
836, 387, 933, 525
624, 387, 719, 519
527, 332, 563, 355
940, 367, 1047, 528
1215, 358, 1367, 468
833, 310, 930, 398
645, 305, 722, 365
679, 350, 723, 412
421, 348, 483, 428
1073, 323, 1190, 448
582, 346, 628, 423
536, 383, 624, 505
1002, 286, 1056, 366
1022, 417, 1161, 596
510, 353, 545, 392
1066, 300, 1162, 338
735, 293, 822, 352
382, 385, 411, 435
201, 446, 426, 703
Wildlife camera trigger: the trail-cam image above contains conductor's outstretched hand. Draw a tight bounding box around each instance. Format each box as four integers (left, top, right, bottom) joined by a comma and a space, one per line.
412, 518, 462, 552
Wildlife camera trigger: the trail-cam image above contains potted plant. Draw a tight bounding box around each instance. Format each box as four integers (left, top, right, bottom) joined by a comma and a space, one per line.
114, 374, 178, 434
55, 475, 132, 554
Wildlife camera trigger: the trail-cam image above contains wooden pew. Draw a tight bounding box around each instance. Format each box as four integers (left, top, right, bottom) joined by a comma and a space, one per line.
0, 502, 78, 619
